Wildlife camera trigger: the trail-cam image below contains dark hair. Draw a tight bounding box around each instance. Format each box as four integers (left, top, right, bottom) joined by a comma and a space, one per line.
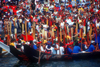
11, 39, 15, 42
30, 41, 33, 44
75, 42, 79, 46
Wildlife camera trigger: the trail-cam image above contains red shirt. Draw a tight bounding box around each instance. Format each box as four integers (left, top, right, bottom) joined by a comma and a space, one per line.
3, 6, 9, 12
13, 9, 17, 15
66, 42, 73, 46
98, 10, 100, 14
68, 5, 72, 8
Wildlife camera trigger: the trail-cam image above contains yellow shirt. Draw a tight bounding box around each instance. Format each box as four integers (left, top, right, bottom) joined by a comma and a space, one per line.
52, 25, 57, 31
10, 43, 15, 46
21, 40, 26, 43
44, 7, 48, 12
78, 7, 84, 12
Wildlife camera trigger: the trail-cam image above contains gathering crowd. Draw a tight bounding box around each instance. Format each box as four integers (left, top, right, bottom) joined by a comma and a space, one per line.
0, 0, 100, 55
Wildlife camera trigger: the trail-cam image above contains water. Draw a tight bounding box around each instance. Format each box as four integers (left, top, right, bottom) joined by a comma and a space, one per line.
1, 55, 100, 67
0, 54, 18, 67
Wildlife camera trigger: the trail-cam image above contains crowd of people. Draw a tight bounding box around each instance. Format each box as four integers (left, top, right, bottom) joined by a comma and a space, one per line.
0, 0, 100, 55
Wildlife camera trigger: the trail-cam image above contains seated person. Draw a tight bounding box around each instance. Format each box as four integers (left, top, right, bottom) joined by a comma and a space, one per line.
51, 43, 58, 54
46, 42, 51, 54
41, 44, 46, 52
79, 40, 87, 51
59, 43, 64, 55
87, 40, 95, 52
32, 40, 39, 50
21, 41, 26, 52
73, 42, 81, 53
65, 45, 72, 55
10, 39, 16, 47
99, 43, 100, 49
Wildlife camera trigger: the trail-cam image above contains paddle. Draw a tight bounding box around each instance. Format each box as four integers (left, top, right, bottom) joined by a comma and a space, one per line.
25, 20, 28, 42
38, 28, 41, 64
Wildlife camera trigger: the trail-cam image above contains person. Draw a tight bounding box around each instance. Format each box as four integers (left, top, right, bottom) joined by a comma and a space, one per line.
21, 41, 26, 52
73, 42, 81, 53
46, 41, 51, 53
87, 40, 95, 52
41, 43, 46, 52
51, 43, 57, 54
79, 39, 87, 51
32, 40, 38, 50
65, 45, 72, 55
0, 18, 3, 34
10, 39, 16, 47
59, 43, 64, 55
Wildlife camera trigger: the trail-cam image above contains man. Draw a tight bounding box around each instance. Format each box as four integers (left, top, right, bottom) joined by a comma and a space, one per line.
65, 45, 72, 55
51, 43, 57, 54
73, 42, 81, 53
87, 40, 95, 52
21, 41, 26, 52
0, 18, 3, 34
32, 40, 38, 50
10, 39, 16, 47
79, 39, 87, 51
59, 42, 64, 55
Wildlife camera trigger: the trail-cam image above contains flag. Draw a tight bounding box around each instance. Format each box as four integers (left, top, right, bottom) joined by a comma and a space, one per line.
22, 34, 34, 41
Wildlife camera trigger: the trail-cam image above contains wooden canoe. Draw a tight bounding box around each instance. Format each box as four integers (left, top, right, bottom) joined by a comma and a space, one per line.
9, 45, 100, 63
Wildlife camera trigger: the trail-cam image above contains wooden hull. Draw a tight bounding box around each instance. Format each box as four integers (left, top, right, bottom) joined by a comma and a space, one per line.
10, 45, 100, 63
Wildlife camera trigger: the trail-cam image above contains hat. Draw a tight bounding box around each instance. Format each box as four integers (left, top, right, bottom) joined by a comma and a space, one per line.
43, 40, 47, 44
91, 40, 95, 43
33, 39, 37, 43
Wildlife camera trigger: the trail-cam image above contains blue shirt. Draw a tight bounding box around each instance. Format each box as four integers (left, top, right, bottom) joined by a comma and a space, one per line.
99, 44, 100, 49
33, 45, 37, 50
95, 34, 100, 44
73, 46, 81, 53
67, 47, 72, 54
28, 22, 31, 29
88, 44, 95, 52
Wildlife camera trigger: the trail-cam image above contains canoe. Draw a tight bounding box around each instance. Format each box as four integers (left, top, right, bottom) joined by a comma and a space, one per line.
0, 47, 8, 58
9, 45, 100, 63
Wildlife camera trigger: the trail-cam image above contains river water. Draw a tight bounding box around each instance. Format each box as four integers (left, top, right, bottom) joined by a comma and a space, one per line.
0, 54, 100, 67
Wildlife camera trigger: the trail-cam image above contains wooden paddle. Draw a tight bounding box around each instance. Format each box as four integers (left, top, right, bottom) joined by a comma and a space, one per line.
25, 20, 28, 42
38, 29, 41, 64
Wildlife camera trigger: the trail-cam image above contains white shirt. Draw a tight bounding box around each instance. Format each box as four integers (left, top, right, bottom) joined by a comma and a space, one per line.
51, 47, 57, 54
0, 20, 3, 32
36, 25, 40, 32
49, 5, 54, 10
43, 24, 48, 31
66, 19, 74, 26
56, 17, 61, 23
41, 46, 45, 52
60, 46, 64, 55
56, 44, 60, 55
60, 22, 64, 29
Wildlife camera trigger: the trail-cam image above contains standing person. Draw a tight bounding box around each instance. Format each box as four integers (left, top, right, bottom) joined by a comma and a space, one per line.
31, 2, 35, 11
0, 18, 3, 34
